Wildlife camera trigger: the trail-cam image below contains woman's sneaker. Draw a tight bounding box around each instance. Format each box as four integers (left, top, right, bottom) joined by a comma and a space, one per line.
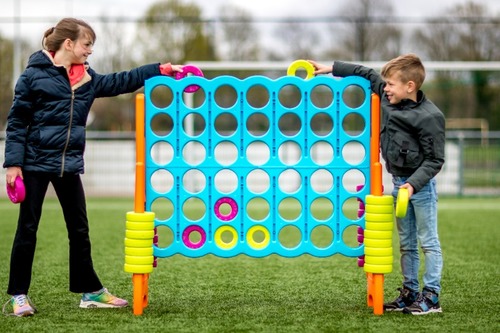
80, 288, 128, 308
2, 294, 37, 317
384, 287, 418, 312
403, 291, 442, 315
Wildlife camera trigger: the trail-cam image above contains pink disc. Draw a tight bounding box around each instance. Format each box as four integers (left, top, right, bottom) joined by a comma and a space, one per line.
175, 65, 204, 93
214, 197, 238, 221
6, 176, 25, 204
182, 225, 206, 249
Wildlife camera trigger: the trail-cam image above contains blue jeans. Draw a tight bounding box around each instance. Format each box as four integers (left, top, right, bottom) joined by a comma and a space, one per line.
392, 177, 443, 295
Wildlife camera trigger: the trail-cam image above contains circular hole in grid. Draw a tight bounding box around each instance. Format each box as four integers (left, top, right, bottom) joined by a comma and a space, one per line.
342, 169, 366, 193
278, 169, 301, 194
342, 84, 366, 109
278, 84, 301, 108
310, 112, 334, 137
278, 141, 302, 165
278, 225, 302, 249
342, 225, 360, 249
310, 141, 334, 165
215, 85, 238, 108
151, 197, 174, 221
150, 141, 173, 165
311, 84, 334, 109
214, 141, 238, 166
342, 141, 366, 165
183, 197, 206, 221
247, 112, 270, 137
311, 197, 334, 221
215, 112, 238, 137
183, 169, 206, 194
182, 141, 206, 166
310, 169, 334, 193
246, 141, 270, 166
150, 84, 173, 109
151, 113, 173, 137
246, 197, 270, 221
182, 86, 206, 108
278, 197, 302, 221
247, 84, 270, 109
278, 112, 302, 136
156, 224, 174, 248
214, 169, 238, 194
342, 113, 366, 137
182, 113, 206, 137
246, 169, 270, 194
310, 225, 334, 249
151, 169, 174, 194
342, 196, 362, 221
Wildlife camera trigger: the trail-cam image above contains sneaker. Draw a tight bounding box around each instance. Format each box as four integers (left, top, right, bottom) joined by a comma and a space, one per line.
403, 291, 442, 315
2, 294, 37, 317
80, 288, 128, 308
384, 287, 418, 312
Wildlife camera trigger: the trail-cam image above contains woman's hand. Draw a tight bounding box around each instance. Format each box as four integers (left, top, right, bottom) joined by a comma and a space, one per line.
6, 166, 23, 187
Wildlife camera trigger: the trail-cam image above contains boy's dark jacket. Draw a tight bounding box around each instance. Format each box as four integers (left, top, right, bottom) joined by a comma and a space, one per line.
332, 61, 445, 193
4, 50, 160, 176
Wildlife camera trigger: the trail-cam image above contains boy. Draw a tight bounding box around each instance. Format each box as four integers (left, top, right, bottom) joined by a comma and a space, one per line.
308, 54, 445, 315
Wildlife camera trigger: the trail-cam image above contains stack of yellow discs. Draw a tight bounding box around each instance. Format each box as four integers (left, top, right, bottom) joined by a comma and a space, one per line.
363, 195, 394, 274
124, 211, 155, 274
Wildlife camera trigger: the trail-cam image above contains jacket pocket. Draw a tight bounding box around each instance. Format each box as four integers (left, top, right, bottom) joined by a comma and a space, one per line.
387, 131, 423, 168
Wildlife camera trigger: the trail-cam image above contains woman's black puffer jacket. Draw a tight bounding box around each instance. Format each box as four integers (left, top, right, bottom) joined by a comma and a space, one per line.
4, 50, 160, 176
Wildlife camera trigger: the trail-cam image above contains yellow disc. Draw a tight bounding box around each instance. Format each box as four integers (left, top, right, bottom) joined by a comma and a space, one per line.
126, 221, 155, 231
365, 204, 393, 214
364, 246, 393, 257
125, 229, 155, 240
287, 60, 315, 79
125, 246, 154, 256
365, 213, 394, 222
365, 222, 394, 231
124, 238, 153, 248
363, 230, 393, 239
125, 255, 154, 265
214, 226, 238, 250
364, 255, 394, 265
126, 211, 155, 222
246, 225, 270, 250
124, 263, 153, 274
396, 188, 409, 218
365, 195, 393, 205
363, 238, 392, 248
363, 263, 393, 274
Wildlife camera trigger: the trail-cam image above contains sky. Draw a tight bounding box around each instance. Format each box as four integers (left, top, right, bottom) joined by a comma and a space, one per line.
0, 0, 499, 59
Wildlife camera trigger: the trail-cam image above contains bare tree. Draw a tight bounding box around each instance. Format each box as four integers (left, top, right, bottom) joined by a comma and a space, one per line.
273, 20, 321, 60
217, 4, 260, 61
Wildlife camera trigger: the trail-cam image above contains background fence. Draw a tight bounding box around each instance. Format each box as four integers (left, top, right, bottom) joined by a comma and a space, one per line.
1, 131, 498, 198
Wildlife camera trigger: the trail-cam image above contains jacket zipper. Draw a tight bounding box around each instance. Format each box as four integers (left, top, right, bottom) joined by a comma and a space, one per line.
60, 91, 75, 177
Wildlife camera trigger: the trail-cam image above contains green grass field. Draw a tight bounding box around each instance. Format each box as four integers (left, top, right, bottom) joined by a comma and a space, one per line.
1, 197, 499, 333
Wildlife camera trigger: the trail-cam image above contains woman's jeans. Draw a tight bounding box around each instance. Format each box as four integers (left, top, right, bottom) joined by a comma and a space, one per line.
392, 177, 443, 295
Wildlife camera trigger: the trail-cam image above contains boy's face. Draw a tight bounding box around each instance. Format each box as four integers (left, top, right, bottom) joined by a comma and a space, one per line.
383, 71, 414, 104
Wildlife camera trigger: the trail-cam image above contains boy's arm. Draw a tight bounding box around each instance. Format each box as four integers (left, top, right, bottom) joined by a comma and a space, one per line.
332, 61, 386, 97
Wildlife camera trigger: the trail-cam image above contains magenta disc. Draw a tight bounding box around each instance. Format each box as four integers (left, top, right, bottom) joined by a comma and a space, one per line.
7, 176, 25, 204
175, 65, 204, 93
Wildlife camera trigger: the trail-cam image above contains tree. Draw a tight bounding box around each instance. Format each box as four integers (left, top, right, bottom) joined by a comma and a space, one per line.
324, 0, 402, 61
135, 0, 216, 64
273, 20, 321, 60
217, 4, 261, 61
0, 34, 14, 130
413, 1, 500, 129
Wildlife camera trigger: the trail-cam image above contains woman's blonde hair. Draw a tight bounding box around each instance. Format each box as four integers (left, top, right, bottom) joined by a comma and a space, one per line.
381, 54, 426, 90
42, 18, 96, 52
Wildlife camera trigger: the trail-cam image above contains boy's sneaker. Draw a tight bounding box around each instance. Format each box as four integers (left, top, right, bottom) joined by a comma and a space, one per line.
384, 287, 418, 312
403, 291, 442, 315
2, 294, 37, 317
80, 288, 128, 308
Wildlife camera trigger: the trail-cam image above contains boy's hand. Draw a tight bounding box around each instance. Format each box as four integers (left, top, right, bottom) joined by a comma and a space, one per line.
307, 60, 332, 75
400, 183, 414, 198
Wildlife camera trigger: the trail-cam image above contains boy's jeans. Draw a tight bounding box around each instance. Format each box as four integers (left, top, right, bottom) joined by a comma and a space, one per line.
392, 177, 443, 295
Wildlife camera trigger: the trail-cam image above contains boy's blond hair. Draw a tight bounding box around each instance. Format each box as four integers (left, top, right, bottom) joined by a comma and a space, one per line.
381, 54, 426, 90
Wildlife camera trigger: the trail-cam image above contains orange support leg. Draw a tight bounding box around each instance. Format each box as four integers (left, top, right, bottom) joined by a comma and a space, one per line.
367, 272, 384, 315
132, 273, 149, 315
